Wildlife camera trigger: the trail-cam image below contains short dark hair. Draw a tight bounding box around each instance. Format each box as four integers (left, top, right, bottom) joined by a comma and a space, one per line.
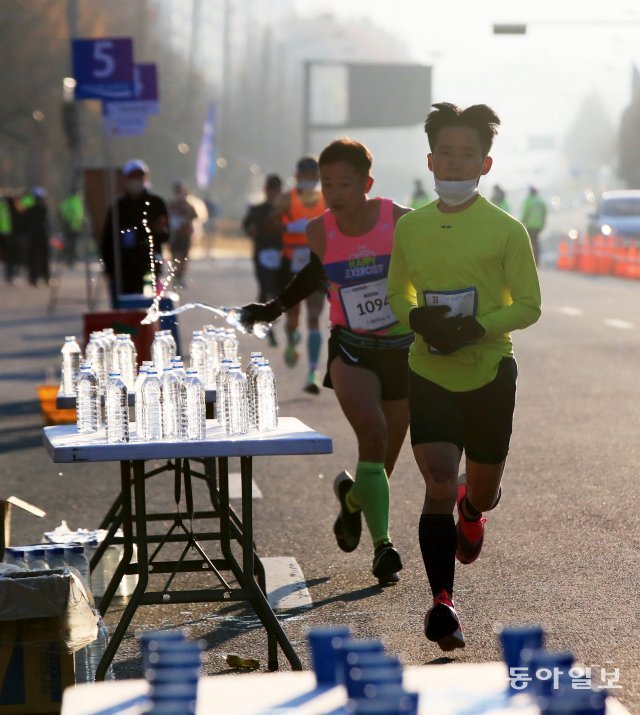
265, 174, 282, 190
296, 156, 319, 173
318, 138, 372, 177
424, 103, 501, 155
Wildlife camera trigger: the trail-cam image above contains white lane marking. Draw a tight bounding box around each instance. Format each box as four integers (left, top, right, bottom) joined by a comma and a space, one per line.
262, 556, 312, 611
604, 319, 634, 330
559, 306, 584, 316
228, 472, 263, 499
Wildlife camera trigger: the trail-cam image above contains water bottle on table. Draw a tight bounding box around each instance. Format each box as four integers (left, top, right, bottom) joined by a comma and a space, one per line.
162, 367, 187, 440
142, 369, 164, 440
224, 365, 248, 435
255, 360, 278, 432
184, 369, 206, 440
76, 363, 100, 434
61, 335, 82, 395
105, 372, 129, 444
113, 334, 138, 390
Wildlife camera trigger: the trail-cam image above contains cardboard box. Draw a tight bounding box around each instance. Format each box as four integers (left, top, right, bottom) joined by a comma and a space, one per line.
0, 616, 74, 714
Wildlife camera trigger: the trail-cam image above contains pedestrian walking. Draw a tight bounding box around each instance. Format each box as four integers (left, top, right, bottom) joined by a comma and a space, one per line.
24, 187, 51, 286
520, 186, 547, 265
241, 174, 283, 346
241, 139, 412, 585
274, 156, 327, 394
387, 103, 541, 651
100, 159, 169, 307
59, 188, 85, 268
411, 179, 431, 209
0, 193, 19, 284
490, 184, 510, 213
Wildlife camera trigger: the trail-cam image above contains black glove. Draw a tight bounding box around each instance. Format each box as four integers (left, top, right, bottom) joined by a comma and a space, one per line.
241, 298, 284, 327
428, 315, 486, 354
409, 305, 451, 337
410, 307, 484, 354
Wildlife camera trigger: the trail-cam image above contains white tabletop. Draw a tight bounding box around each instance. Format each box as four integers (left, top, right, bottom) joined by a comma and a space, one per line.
43, 417, 333, 463
60, 663, 631, 715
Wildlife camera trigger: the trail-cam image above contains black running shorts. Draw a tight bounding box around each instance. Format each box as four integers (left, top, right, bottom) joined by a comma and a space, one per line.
323, 328, 410, 400
409, 357, 517, 464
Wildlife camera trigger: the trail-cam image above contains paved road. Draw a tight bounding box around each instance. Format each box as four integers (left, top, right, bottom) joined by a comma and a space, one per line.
1, 249, 638, 710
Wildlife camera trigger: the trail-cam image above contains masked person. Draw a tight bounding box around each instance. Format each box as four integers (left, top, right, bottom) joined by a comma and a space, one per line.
387, 103, 541, 651
100, 159, 169, 308
241, 139, 413, 585
273, 156, 326, 394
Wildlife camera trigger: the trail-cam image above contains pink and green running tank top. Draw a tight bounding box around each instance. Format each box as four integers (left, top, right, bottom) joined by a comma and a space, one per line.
322, 198, 411, 337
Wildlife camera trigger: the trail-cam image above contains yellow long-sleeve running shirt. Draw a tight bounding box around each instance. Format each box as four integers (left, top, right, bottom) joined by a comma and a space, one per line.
387, 196, 541, 392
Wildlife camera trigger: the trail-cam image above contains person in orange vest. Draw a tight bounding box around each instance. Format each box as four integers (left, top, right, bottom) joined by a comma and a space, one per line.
272, 156, 327, 393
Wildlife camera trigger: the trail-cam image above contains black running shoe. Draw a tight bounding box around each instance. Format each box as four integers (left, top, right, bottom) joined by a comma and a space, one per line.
333, 471, 362, 552
372, 541, 403, 585
424, 589, 465, 651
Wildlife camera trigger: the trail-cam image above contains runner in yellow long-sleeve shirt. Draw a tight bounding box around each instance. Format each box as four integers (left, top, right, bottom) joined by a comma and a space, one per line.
387, 102, 541, 652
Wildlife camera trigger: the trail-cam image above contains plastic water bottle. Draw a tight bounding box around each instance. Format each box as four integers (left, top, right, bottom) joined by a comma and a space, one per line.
162, 329, 177, 362
26, 547, 49, 571
77, 616, 115, 682
85, 333, 108, 395
184, 369, 206, 440
3, 547, 28, 570
66, 545, 92, 596
101, 328, 117, 372
61, 335, 82, 395
245, 353, 263, 430
45, 546, 68, 570
203, 325, 220, 388
113, 334, 138, 390
76, 363, 100, 434
255, 361, 278, 431
222, 329, 239, 362
215, 359, 232, 431
162, 368, 187, 440
224, 366, 248, 435
170, 358, 188, 382
142, 369, 163, 440
105, 372, 129, 444
152, 331, 175, 374
134, 362, 152, 439
220, 306, 271, 339
189, 330, 207, 381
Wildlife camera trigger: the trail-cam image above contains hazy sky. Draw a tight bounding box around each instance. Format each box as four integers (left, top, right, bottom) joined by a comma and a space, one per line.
293, 0, 640, 197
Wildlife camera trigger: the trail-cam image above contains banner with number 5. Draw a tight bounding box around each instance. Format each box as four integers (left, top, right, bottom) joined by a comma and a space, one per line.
72, 38, 135, 100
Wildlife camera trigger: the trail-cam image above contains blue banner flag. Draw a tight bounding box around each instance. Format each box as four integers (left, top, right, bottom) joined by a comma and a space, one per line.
196, 101, 217, 190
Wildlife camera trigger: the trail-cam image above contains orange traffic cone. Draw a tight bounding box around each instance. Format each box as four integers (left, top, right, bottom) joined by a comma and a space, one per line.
625, 243, 639, 279
556, 237, 572, 271
578, 236, 596, 275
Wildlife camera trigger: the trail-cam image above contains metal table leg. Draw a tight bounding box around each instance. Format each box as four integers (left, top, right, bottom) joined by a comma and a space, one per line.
96, 459, 149, 681
239, 455, 302, 671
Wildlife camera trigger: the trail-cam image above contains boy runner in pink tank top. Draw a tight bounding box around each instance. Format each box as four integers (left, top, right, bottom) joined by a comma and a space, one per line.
241, 139, 413, 585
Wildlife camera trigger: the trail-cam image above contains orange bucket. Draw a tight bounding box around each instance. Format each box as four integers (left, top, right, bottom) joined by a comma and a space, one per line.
37, 385, 76, 426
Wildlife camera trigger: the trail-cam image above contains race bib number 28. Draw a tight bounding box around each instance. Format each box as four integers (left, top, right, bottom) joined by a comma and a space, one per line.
422, 287, 478, 354
422, 287, 478, 318
340, 278, 397, 332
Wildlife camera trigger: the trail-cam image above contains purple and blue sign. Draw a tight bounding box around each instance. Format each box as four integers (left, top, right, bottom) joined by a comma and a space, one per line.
72, 38, 135, 100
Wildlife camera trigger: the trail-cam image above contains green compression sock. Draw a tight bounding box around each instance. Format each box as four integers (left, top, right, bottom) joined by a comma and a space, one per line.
307, 329, 322, 370
349, 461, 390, 546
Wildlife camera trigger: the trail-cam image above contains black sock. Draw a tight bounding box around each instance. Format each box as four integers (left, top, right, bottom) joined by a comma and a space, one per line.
419, 514, 457, 597
461, 495, 482, 521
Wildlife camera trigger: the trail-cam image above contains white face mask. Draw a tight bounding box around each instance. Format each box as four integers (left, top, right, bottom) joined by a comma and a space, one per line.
434, 178, 479, 207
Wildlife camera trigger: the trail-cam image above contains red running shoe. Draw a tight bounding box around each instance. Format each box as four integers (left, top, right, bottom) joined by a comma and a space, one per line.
424, 589, 465, 651
456, 483, 486, 564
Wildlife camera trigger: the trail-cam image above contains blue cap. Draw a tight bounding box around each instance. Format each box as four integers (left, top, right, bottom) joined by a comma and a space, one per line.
122, 159, 149, 176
